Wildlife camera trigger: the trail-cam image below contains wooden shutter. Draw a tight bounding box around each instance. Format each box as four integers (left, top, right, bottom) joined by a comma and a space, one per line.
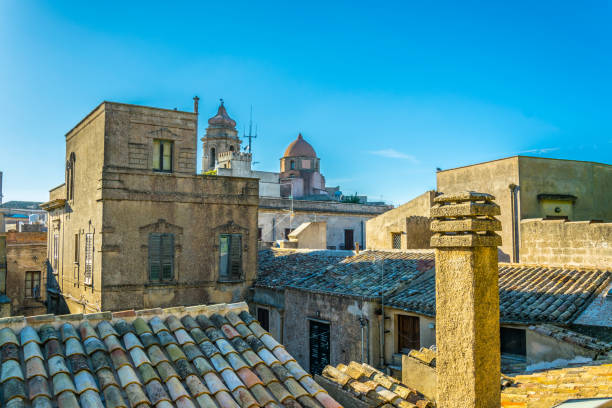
161, 234, 174, 280
84, 233, 93, 285
309, 321, 330, 375
149, 233, 161, 281
229, 234, 242, 279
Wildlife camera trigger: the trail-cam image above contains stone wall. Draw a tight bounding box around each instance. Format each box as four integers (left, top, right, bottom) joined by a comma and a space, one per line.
366, 191, 435, 250
5, 232, 47, 316
282, 288, 380, 372
520, 219, 612, 268
43, 102, 259, 314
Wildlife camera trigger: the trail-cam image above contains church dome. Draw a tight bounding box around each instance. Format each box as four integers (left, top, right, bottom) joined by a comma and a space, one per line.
283, 133, 316, 158
208, 100, 236, 128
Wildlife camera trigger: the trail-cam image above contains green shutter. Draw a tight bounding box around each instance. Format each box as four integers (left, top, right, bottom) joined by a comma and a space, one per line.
229, 234, 242, 279
161, 234, 174, 280
149, 233, 161, 281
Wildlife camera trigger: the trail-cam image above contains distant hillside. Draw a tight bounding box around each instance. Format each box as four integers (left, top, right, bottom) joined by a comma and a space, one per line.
0, 201, 42, 210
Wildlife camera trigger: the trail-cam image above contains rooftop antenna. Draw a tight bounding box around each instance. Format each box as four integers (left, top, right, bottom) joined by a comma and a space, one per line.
244, 105, 257, 154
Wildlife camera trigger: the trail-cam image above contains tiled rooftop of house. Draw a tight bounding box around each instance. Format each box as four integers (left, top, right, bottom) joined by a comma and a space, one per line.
258, 249, 611, 325
257, 249, 435, 300
388, 263, 611, 324
0, 302, 341, 408
319, 361, 432, 408
501, 361, 612, 407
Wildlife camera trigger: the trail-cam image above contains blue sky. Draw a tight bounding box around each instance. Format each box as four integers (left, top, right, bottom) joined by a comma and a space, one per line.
1, 1, 610, 206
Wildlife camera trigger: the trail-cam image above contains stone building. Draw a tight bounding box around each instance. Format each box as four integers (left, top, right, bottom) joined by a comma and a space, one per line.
41, 100, 259, 314
201, 101, 391, 249
254, 248, 612, 376
437, 156, 612, 262
365, 191, 436, 250
0, 231, 47, 316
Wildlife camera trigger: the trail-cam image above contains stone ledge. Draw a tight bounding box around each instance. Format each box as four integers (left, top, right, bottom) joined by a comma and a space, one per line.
430, 201, 501, 218
434, 191, 495, 203
431, 218, 501, 232
430, 232, 502, 247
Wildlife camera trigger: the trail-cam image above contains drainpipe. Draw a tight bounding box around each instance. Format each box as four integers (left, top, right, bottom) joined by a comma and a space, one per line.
378, 257, 386, 368
360, 220, 364, 249
272, 217, 276, 241
359, 317, 366, 363
509, 184, 520, 262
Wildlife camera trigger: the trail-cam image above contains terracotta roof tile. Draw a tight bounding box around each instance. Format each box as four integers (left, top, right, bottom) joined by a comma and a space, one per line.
0, 301, 339, 408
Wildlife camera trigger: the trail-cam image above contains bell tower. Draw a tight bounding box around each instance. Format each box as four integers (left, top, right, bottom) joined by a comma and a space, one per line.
201, 99, 242, 170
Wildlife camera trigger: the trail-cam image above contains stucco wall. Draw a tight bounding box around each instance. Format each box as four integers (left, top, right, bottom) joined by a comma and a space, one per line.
520, 219, 612, 268
366, 191, 435, 250
288, 221, 327, 249
526, 328, 600, 364
282, 288, 380, 372
518, 157, 612, 222
437, 157, 519, 261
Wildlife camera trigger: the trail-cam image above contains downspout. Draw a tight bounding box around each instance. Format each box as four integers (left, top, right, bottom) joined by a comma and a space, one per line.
360, 220, 365, 249
272, 217, 276, 241
379, 257, 386, 368
509, 184, 520, 262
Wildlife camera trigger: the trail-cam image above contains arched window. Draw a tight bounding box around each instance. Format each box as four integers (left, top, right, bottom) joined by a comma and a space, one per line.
290, 160, 295, 170
229, 146, 235, 152
210, 148, 216, 168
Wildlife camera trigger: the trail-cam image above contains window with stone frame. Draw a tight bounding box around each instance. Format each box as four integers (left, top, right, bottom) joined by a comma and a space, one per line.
66, 152, 75, 202
153, 139, 173, 172
84, 233, 94, 286
148, 233, 174, 282
53, 233, 59, 271
392, 233, 402, 249
25, 271, 41, 299
219, 234, 242, 281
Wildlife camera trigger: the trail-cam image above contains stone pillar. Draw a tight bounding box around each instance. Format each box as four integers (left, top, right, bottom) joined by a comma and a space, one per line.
430, 191, 502, 408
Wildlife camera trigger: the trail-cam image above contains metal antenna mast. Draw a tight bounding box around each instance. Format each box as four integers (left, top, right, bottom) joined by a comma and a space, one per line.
244, 105, 257, 154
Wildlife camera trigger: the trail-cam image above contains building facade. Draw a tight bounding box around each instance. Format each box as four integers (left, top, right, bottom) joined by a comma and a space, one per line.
42, 101, 259, 314
437, 156, 612, 262
0, 231, 47, 316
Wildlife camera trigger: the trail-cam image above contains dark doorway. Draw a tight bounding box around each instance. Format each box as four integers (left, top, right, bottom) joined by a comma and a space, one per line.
398, 315, 420, 353
257, 307, 270, 332
500, 327, 526, 356
344, 229, 354, 250
309, 320, 330, 375
284, 228, 293, 239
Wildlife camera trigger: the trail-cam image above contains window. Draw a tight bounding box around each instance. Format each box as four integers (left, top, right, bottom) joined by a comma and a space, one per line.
257, 307, 270, 331
500, 327, 526, 356
257, 228, 262, 241
209, 148, 216, 168
290, 160, 295, 170
25, 271, 41, 299
219, 234, 242, 281
284, 228, 293, 239
84, 233, 94, 285
392, 233, 402, 249
74, 233, 80, 285
66, 153, 75, 201
153, 140, 173, 172
148, 233, 174, 282
53, 233, 59, 271
229, 145, 234, 152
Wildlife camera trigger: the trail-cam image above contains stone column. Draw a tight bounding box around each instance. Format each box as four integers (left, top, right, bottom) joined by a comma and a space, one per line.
430, 191, 502, 408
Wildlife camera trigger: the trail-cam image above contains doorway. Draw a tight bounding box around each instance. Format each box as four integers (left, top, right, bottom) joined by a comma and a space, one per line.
309, 320, 330, 375
344, 229, 354, 250
398, 315, 420, 353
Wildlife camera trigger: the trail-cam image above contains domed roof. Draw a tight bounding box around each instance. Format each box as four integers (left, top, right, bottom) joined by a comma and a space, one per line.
207, 100, 236, 128
283, 133, 316, 158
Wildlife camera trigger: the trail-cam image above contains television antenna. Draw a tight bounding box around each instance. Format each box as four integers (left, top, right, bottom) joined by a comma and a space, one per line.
244, 105, 257, 154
